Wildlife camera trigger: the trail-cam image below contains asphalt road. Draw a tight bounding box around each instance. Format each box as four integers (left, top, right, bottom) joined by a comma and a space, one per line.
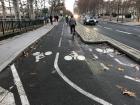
0, 20, 140, 105
85, 21, 140, 50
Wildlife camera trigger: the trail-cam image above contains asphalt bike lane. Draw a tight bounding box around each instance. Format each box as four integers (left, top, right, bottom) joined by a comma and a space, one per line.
79, 41, 140, 105
0, 20, 108, 105
58, 23, 140, 105
57, 23, 112, 105
0, 21, 64, 105
0, 20, 140, 105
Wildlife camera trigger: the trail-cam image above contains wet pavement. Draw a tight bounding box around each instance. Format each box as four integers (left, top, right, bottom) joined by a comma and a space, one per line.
0, 20, 140, 105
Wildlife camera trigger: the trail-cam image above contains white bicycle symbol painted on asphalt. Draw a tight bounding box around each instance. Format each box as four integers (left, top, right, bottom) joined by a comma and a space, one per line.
64, 51, 85, 61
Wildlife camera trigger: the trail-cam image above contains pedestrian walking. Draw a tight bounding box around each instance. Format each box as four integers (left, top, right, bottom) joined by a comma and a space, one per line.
65, 15, 69, 25
56, 15, 59, 22
49, 15, 53, 25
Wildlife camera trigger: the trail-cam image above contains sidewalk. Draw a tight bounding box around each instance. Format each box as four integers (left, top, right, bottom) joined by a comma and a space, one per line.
0, 22, 58, 72
76, 23, 140, 62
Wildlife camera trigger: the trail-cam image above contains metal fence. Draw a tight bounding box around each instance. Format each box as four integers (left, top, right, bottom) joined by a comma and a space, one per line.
0, 19, 44, 38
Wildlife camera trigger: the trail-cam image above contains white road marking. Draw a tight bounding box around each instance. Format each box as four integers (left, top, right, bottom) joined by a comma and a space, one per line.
114, 58, 137, 68
0, 87, 15, 105
104, 27, 112, 30
98, 25, 103, 28
54, 53, 112, 105
100, 63, 109, 70
124, 75, 140, 83
108, 53, 114, 58
89, 48, 92, 52
45, 51, 53, 56
64, 55, 73, 61
58, 24, 64, 47
92, 54, 99, 59
11, 64, 30, 105
116, 30, 132, 34
133, 29, 140, 31
58, 37, 62, 47
96, 48, 114, 54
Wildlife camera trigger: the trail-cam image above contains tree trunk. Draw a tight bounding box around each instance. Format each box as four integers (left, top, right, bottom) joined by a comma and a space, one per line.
12, 0, 21, 20
27, 0, 35, 20
1, 0, 6, 19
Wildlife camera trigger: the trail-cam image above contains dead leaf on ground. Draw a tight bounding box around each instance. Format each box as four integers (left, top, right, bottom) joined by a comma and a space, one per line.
117, 67, 124, 72
123, 90, 136, 97
107, 64, 113, 67
116, 85, 136, 97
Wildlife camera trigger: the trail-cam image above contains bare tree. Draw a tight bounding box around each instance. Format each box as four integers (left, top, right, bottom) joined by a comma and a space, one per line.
1, 0, 6, 19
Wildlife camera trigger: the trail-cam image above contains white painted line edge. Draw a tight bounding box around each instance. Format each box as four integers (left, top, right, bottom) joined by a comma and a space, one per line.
58, 37, 62, 47
104, 27, 112, 30
58, 24, 64, 47
124, 75, 140, 83
11, 64, 30, 105
116, 30, 132, 34
98, 25, 102, 27
100, 63, 109, 70
54, 53, 112, 105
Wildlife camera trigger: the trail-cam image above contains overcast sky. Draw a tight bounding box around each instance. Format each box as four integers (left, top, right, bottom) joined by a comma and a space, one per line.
65, 0, 75, 13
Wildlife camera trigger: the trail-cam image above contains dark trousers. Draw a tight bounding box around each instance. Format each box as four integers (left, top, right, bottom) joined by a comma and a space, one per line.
70, 25, 75, 34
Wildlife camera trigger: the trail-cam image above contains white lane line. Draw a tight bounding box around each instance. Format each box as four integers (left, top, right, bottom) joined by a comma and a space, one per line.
58, 24, 64, 47
54, 53, 112, 105
0, 86, 15, 105
58, 37, 62, 47
133, 29, 139, 31
104, 27, 112, 30
116, 30, 132, 34
124, 75, 140, 83
100, 63, 109, 70
98, 25, 103, 27
11, 64, 30, 105
92, 54, 99, 59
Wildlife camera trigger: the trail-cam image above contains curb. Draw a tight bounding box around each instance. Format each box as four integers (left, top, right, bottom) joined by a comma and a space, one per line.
76, 23, 140, 63
0, 24, 57, 72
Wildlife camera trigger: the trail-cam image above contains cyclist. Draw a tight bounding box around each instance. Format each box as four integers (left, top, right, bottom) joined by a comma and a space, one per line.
69, 15, 76, 35
65, 15, 69, 24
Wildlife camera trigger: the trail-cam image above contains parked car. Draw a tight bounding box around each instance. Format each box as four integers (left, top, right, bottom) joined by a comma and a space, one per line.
83, 16, 97, 25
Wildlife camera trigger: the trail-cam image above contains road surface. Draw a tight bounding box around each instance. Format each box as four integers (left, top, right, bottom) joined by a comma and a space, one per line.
0, 20, 140, 105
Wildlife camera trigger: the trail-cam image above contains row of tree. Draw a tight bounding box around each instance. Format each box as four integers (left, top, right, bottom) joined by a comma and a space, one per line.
76, 0, 140, 21
0, 0, 65, 20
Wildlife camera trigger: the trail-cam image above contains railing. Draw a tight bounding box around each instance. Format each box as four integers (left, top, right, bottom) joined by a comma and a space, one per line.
0, 19, 44, 38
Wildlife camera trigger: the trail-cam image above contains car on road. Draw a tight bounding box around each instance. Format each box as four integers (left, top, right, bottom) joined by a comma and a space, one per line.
83, 16, 97, 25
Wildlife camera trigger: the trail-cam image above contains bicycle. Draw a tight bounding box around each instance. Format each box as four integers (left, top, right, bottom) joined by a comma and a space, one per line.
64, 51, 85, 61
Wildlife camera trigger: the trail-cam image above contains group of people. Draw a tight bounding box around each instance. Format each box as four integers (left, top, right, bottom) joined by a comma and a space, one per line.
65, 15, 76, 35
49, 15, 59, 25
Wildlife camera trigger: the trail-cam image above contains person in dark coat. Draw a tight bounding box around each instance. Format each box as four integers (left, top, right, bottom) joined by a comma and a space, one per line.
49, 15, 53, 25
69, 15, 76, 34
